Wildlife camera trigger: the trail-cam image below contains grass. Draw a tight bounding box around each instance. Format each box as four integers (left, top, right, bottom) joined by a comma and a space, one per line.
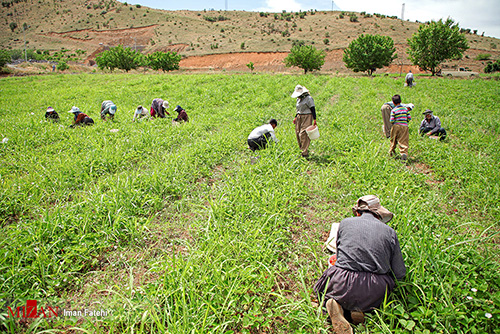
0, 73, 499, 333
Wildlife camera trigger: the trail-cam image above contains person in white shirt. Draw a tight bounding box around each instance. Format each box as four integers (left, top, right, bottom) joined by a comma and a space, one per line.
247, 119, 278, 152
405, 70, 415, 87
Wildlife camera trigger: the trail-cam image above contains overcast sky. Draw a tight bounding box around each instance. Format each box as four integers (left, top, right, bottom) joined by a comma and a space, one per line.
127, 0, 500, 39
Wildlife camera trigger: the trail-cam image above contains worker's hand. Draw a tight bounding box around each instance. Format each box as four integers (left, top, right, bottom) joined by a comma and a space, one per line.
313, 119, 317, 126
426, 132, 431, 136
293, 117, 296, 124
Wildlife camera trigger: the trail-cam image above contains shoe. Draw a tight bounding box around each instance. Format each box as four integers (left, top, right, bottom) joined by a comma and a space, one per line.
350, 310, 365, 325
326, 299, 353, 334
401, 154, 407, 160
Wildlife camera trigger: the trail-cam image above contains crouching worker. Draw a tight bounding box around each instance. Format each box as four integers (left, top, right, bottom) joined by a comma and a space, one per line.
150, 98, 170, 118
173, 105, 189, 123
247, 119, 278, 152
313, 195, 406, 334
133, 105, 148, 122
45, 106, 60, 122
101, 100, 117, 121
68, 106, 94, 127
420, 109, 447, 141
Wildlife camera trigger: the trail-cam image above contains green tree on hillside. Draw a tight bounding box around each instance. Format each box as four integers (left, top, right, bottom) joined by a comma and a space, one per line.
146, 51, 181, 72
95, 45, 143, 72
343, 34, 396, 76
0, 50, 11, 67
284, 44, 325, 74
407, 18, 469, 76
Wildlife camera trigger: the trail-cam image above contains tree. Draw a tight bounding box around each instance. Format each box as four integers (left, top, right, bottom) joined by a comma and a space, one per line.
0, 49, 11, 67
95, 45, 143, 72
284, 44, 325, 74
343, 34, 396, 76
246, 61, 254, 72
9, 22, 17, 32
407, 18, 469, 76
146, 51, 181, 72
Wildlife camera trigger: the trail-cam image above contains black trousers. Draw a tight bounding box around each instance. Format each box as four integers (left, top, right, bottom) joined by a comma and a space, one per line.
420, 126, 446, 140
247, 132, 271, 152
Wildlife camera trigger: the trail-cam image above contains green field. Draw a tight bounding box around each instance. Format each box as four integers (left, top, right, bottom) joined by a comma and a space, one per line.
0, 73, 499, 333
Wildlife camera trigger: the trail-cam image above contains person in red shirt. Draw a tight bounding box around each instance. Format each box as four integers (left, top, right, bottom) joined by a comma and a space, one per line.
68, 106, 94, 127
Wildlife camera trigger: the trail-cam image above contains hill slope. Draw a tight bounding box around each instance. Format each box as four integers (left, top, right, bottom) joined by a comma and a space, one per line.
1, 0, 499, 72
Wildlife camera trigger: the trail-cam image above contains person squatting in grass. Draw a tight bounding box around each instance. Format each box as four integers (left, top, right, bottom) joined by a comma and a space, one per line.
420, 109, 447, 141
405, 70, 415, 87
100, 100, 117, 121
292, 85, 317, 158
68, 106, 94, 127
150, 98, 170, 118
381, 100, 414, 138
247, 119, 278, 152
133, 105, 149, 122
173, 105, 189, 123
314, 195, 406, 334
45, 106, 59, 122
389, 94, 412, 160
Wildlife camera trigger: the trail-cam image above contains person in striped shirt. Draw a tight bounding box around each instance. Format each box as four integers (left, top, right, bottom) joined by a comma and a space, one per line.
389, 94, 411, 160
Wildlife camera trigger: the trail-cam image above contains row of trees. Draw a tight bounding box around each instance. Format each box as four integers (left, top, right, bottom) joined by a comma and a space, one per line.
95, 45, 181, 72
285, 18, 471, 76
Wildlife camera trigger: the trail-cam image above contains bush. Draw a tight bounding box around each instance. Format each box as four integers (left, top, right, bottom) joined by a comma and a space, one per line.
56, 61, 69, 71
484, 60, 500, 73
349, 13, 358, 22
476, 53, 491, 61
0, 49, 11, 67
9, 22, 17, 32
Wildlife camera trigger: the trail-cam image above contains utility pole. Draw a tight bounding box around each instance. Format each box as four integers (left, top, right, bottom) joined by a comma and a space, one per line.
401, 3, 405, 20
225, 0, 228, 10
23, 24, 27, 62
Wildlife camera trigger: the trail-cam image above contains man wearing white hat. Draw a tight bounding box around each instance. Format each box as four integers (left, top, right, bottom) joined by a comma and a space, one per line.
314, 195, 406, 334
68, 106, 94, 127
292, 84, 317, 157
100, 100, 117, 121
150, 98, 170, 118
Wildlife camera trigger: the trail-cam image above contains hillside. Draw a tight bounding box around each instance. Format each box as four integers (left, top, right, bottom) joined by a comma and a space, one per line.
1, 0, 500, 73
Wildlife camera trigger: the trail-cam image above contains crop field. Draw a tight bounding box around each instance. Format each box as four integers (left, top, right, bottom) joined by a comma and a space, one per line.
0, 73, 499, 333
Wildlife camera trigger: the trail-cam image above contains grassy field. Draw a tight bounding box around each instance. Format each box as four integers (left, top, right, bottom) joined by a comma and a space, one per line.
0, 73, 499, 333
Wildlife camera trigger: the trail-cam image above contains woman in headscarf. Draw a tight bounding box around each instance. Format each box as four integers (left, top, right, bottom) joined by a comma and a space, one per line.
313, 195, 406, 334
291, 85, 317, 157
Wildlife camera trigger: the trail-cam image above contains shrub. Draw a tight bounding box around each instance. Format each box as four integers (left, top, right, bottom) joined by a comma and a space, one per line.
0, 49, 11, 67
349, 13, 358, 22
476, 53, 491, 61
56, 61, 69, 71
9, 22, 17, 32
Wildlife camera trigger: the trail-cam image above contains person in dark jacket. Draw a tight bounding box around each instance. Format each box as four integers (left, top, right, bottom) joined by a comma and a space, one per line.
68, 106, 94, 127
313, 195, 406, 334
420, 109, 447, 141
173, 105, 189, 123
45, 106, 60, 122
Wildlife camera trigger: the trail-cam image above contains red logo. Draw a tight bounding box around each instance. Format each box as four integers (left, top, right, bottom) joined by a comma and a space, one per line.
7, 300, 59, 318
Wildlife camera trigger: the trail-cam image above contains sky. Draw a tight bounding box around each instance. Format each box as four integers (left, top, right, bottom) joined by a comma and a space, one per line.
126, 0, 500, 39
